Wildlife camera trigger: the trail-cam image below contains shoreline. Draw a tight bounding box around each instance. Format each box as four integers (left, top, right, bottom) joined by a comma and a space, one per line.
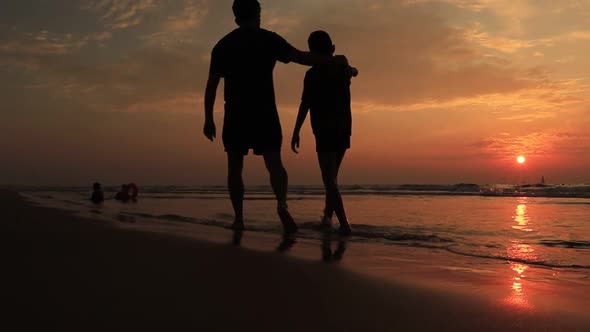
3, 190, 590, 331
14, 187, 590, 200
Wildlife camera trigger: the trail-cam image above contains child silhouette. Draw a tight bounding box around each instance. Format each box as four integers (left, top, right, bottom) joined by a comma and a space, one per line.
291, 31, 357, 235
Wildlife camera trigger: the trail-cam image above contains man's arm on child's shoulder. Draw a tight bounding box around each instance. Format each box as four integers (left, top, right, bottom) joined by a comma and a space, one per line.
287, 48, 350, 67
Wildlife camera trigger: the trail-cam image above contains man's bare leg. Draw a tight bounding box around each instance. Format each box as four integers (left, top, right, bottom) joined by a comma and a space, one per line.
263, 152, 297, 235
227, 152, 245, 230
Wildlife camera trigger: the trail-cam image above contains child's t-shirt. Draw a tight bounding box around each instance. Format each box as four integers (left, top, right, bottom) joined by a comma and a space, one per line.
301, 64, 352, 138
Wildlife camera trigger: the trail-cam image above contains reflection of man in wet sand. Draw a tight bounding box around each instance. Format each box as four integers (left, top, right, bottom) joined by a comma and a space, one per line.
204, 0, 352, 235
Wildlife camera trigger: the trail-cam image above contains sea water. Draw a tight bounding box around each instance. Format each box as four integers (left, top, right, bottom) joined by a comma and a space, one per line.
23, 185, 590, 269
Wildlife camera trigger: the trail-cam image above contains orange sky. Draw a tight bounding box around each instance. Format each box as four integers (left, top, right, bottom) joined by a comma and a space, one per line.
1, 0, 589, 186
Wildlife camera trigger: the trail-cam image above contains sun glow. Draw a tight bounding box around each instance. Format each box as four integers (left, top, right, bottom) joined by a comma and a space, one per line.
517, 156, 526, 164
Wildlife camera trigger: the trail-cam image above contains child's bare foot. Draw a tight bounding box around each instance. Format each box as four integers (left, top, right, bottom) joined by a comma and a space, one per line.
338, 222, 352, 236
320, 215, 332, 230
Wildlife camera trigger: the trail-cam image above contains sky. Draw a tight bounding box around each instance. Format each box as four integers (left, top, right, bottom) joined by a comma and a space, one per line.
1, 0, 589, 186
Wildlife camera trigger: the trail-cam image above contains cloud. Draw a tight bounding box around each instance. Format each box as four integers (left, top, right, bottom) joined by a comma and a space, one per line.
30, 42, 210, 112
402, 0, 488, 11
463, 22, 590, 54
0, 30, 112, 69
139, 0, 210, 48
162, 0, 208, 33
268, 0, 547, 109
262, 9, 302, 34
463, 22, 536, 53
87, 0, 155, 30
4, 0, 589, 119
124, 92, 202, 113
473, 132, 577, 159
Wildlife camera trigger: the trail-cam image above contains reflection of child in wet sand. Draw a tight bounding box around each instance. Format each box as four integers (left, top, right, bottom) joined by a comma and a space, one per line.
322, 233, 347, 262
291, 31, 357, 235
90, 182, 104, 204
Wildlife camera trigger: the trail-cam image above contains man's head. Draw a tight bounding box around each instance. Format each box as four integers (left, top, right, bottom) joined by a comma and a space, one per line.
233, 0, 261, 28
93, 182, 101, 190
308, 31, 335, 56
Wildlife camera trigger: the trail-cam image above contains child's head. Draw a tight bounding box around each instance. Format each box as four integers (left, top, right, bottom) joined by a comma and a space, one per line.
93, 182, 101, 191
308, 31, 335, 56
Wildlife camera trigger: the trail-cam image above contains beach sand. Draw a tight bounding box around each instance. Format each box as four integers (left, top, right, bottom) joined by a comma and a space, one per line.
2, 189, 589, 331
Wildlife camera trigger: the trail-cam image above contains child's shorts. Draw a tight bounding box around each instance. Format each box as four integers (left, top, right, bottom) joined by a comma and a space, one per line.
314, 135, 350, 153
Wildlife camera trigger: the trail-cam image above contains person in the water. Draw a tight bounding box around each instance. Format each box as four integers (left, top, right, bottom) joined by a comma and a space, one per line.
90, 182, 104, 204
115, 184, 130, 202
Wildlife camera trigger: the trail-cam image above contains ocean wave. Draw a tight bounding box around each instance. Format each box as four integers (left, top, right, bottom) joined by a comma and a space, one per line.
444, 247, 590, 269
144, 195, 311, 201
61, 199, 86, 206
122, 212, 280, 231
102, 210, 590, 270
538, 240, 590, 249
119, 212, 455, 246
299, 222, 455, 244
534, 201, 590, 206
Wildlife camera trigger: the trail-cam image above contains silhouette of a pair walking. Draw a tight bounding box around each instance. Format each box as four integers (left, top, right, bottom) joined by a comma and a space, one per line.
204, 0, 356, 236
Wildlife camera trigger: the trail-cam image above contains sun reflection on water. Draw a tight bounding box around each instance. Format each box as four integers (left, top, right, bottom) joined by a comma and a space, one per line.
512, 199, 532, 232
505, 199, 534, 309
509, 262, 528, 301
506, 258, 533, 308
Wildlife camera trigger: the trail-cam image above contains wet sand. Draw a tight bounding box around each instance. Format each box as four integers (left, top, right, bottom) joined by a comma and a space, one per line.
2, 190, 589, 331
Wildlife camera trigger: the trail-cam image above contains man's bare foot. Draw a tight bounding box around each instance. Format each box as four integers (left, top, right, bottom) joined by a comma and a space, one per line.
232, 230, 243, 246
277, 203, 298, 235
277, 236, 296, 252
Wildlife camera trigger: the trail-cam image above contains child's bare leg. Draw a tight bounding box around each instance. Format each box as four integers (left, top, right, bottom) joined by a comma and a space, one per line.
323, 195, 333, 222
318, 150, 349, 233
322, 150, 346, 222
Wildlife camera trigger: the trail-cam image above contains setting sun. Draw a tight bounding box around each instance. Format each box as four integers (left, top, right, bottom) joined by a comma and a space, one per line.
517, 156, 526, 164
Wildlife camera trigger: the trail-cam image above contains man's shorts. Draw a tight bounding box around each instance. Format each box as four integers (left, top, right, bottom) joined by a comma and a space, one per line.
223, 136, 283, 155
314, 135, 351, 153
222, 110, 283, 156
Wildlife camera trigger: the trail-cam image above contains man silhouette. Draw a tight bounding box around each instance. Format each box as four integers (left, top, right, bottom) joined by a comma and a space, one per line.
203, 0, 350, 235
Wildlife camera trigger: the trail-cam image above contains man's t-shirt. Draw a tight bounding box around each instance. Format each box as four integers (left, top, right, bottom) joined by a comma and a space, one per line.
209, 27, 296, 147
302, 64, 352, 138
